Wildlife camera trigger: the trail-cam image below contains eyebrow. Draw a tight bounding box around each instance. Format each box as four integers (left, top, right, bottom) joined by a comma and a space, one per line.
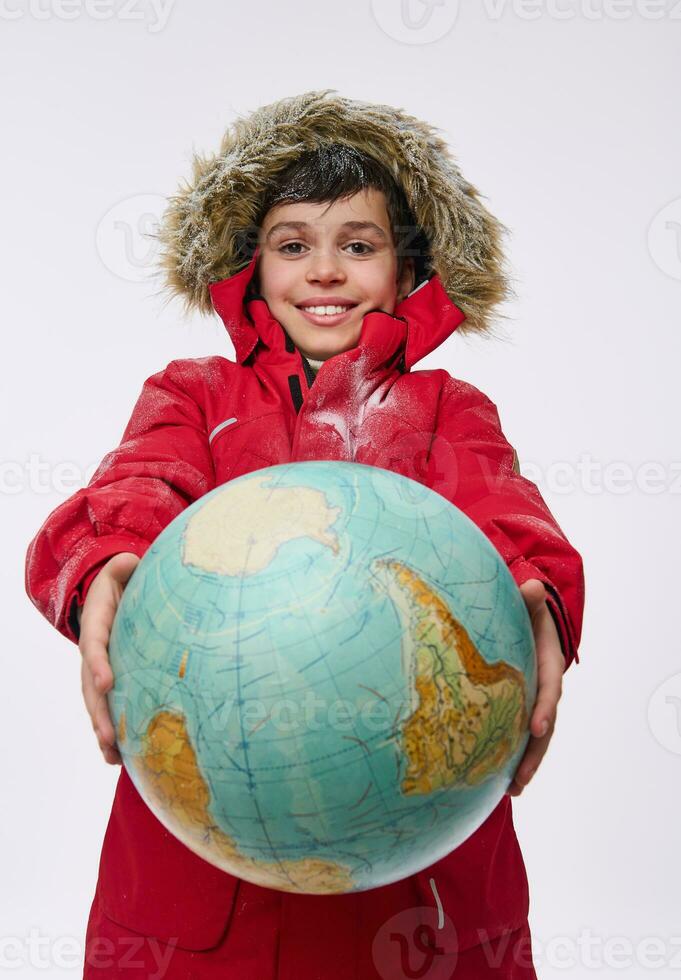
265, 220, 388, 242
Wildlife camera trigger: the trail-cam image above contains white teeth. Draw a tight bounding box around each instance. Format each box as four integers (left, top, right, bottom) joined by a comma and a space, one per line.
301, 305, 351, 315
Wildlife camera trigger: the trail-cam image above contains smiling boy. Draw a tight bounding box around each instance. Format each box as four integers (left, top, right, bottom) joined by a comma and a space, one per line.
26, 90, 584, 978
255, 188, 416, 363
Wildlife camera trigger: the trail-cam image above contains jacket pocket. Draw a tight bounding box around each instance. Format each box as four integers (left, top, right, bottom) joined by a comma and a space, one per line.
209, 411, 290, 485
97, 768, 240, 951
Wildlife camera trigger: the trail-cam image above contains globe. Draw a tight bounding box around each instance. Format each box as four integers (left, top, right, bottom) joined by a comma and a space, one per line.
107, 460, 537, 895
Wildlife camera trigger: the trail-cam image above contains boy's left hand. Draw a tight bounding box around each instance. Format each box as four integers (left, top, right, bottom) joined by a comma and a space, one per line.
506, 578, 565, 797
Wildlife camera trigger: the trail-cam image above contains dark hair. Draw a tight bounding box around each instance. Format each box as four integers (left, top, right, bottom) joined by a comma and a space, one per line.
240, 144, 432, 298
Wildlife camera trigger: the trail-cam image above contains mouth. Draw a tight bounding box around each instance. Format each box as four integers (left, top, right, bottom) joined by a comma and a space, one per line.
295, 303, 359, 327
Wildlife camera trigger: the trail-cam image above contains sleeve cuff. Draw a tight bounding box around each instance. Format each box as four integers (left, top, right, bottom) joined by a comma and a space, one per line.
508, 558, 580, 670
62, 535, 151, 644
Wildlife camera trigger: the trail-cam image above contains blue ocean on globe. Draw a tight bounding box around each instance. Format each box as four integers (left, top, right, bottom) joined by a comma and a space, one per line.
108, 460, 537, 894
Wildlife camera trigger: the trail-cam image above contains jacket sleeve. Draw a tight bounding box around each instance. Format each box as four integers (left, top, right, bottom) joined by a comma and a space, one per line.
436, 376, 585, 670
25, 359, 216, 645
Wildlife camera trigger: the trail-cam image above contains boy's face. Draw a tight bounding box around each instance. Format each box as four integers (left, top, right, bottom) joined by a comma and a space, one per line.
255, 188, 415, 362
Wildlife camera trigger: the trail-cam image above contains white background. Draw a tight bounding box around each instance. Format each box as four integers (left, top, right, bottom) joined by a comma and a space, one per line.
3, 1, 681, 976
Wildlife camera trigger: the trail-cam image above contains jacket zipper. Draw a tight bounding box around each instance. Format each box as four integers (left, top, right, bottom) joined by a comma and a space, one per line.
283, 330, 315, 415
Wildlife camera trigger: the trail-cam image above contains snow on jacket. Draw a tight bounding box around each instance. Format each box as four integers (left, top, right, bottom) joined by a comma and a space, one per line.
24, 90, 585, 967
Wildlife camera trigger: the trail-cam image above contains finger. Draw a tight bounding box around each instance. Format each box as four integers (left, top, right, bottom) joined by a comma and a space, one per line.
79, 556, 139, 686
81, 660, 100, 724
80, 638, 113, 692
518, 735, 550, 780
506, 727, 553, 796
81, 661, 114, 727
97, 732, 122, 765
531, 675, 561, 738
519, 579, 547, 616
107, 552, 140, 587
95, 717, 122, 765
82, 660, 116, 746
100, 731, 122, 762
531, 616, 564, 737
93, 692, 117, 747
79, 602, 117, 691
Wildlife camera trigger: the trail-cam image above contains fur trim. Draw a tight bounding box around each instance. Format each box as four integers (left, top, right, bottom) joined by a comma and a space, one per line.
154, 89, 512, 335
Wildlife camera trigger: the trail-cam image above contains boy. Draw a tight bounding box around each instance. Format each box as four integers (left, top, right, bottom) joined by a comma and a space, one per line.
25, 90, 584, 978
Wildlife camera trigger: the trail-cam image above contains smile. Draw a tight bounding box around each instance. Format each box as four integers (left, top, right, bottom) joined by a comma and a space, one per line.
295, 304, 358, 327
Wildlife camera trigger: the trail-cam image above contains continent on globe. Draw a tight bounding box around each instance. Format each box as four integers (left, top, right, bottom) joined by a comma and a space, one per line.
182, 476, 341, 575
124, 710, 355, 894
372, 559, 529, 794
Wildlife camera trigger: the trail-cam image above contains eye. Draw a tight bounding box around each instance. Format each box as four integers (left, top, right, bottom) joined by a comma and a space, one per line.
277, 240, 375, 256
344, 241, 374, 255
278, 241, 308, 255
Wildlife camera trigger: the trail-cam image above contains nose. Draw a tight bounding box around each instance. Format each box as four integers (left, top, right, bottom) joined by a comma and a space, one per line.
305, 248, 346, 285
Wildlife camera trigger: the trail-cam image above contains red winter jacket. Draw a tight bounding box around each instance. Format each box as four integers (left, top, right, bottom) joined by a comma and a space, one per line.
25, 248, 585, 967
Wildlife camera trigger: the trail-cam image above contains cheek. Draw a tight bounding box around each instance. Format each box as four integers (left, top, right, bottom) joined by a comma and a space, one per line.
358, 258, 398, 297
257, 259, 293, 302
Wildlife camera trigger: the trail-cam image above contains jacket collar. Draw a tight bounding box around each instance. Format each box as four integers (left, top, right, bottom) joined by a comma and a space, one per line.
208, 246, 466, 372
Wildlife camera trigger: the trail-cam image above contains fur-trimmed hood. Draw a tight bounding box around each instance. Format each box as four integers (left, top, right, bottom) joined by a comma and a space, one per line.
155, 89, 512, 336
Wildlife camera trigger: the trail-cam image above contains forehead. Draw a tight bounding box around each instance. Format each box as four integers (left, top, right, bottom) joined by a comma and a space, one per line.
261, 187, 391, 233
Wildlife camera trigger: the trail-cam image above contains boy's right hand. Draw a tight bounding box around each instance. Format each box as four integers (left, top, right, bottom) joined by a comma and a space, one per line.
78, 552, 140, 765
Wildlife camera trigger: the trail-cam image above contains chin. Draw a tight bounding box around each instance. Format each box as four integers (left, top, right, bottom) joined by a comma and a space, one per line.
307, 342, 353, 361
314, 329, 361, 352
